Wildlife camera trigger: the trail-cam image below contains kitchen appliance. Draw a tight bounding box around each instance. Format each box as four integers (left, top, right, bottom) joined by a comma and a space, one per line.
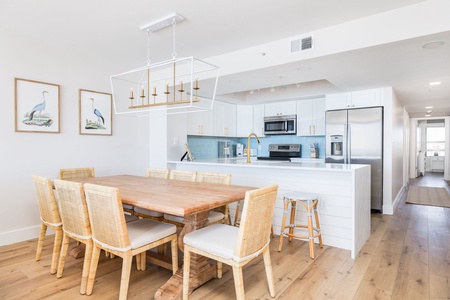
325, 107, 383, 212
310, 143, 319, 158
257, 144, 301, 161
218, 141, 231, 158
236, 143, 244, 157
264, 115, 297, 135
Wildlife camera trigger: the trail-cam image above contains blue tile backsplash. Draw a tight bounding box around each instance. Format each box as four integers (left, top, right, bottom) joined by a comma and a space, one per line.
187, 135, 325, 159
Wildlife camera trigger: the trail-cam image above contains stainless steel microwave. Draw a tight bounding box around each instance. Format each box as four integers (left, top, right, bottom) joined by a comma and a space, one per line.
264, 115, 297, 135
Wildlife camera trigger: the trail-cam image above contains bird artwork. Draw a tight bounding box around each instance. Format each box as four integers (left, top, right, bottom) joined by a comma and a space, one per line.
29, 90, 48, 121
85, 97, 105, 130
22, 90, 53, 127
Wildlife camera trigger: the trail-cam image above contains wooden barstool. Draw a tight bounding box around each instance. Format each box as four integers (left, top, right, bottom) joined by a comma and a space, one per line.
278, 191, 323, 258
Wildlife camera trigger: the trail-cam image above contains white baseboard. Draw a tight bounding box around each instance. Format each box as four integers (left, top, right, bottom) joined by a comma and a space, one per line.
0, 225, 55, 246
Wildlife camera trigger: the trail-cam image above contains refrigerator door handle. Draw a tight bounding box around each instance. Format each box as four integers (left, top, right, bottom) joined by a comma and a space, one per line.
347, 124, 352, 164
343, 124, 348, 164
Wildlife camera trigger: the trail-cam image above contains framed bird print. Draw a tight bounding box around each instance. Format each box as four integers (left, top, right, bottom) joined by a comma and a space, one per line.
15, 78, 60, 133
79, 89, 112, 135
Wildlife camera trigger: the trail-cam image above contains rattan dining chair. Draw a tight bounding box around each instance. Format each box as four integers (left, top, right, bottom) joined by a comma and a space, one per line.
53, 179, 92, 294
83, 183, 178, 299
133, 168, 170, 221
197, 172, 232, 225
32, 175, 63, 275
58, 167, 95, 180
163, 170, 198, 227
182, 184, 278, 300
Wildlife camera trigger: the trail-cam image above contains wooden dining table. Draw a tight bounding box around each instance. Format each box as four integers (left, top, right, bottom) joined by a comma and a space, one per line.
72, 174, 255, 300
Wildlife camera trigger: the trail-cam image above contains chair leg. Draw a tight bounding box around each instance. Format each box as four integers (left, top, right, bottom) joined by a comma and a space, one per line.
119, 254, 133, 300
35, 223, 47, 261
263, 247, 276, 298
183, 247, 192, 300
171, 238, 179, 274
86, 245, 101, 296
232, 266, 245, 300
136, 252, 141, 271
313, 201, 323, 247
80, 241, 93, 295
56, 233, 70, 278
50, 228, 63, 274
217, 261, 223, 279
141, 252, 146, 271
288, 201, 296, 242
278, 198, 289, 251
234, 201, 241, 227
306, 203, 315, 259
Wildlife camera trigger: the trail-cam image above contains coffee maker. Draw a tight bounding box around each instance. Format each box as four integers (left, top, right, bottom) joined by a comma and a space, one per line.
236, 143, 244, 157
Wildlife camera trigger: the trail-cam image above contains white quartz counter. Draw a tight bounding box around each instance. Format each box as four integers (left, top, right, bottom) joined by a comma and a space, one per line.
167, 158, 371, 259
167, 158, 368, 172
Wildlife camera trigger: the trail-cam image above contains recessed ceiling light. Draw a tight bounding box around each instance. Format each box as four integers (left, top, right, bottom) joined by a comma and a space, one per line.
425, 106, 434, 109
270, 87, 275, 92
422, 41, 445, 49
429, 81, 441, 86
425, 114, 432, 117
249, 90, 254, 95
426, 110, 432, 114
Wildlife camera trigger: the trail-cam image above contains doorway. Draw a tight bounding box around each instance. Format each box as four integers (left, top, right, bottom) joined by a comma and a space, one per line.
410, 117, 449, 186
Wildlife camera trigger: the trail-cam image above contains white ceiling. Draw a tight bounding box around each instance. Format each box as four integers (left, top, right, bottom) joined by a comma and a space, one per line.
2, 0, 449, 118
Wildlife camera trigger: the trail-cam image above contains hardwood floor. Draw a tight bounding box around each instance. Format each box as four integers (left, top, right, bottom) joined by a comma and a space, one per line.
1, 175, 449, 299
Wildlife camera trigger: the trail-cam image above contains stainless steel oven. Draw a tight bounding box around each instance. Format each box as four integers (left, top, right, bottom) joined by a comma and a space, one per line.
264, 115, 297, 135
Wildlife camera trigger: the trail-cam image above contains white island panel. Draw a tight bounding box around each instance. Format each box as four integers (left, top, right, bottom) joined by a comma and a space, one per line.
167, 159, 370, 259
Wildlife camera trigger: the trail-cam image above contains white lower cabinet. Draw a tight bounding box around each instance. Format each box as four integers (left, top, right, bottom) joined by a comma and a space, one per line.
297, 98, 325, 136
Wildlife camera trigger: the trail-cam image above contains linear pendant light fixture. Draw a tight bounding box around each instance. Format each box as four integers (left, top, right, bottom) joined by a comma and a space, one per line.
110, 13, 220, 116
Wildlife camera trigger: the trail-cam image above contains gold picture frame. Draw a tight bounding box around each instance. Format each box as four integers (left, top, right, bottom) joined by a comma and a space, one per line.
14, 78, 60, 133
79, 89, 112, 136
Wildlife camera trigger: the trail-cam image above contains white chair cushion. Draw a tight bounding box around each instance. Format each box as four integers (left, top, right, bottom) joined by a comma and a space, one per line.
134, 207, 164, 217
284, 191, 318, 201
164, 211, 225, 224
208, 211, 225, 223
184, 224, 238, 260
127, 219, 176, 249
123, 204, 134, 210
164, 214, 184, 223
124, 214, 139, 223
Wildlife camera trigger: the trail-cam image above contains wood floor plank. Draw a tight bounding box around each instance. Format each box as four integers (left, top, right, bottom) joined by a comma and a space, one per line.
391, 204, 430, 299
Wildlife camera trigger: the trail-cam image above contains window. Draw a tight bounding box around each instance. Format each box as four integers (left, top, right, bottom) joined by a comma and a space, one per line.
426, 127, 445, 156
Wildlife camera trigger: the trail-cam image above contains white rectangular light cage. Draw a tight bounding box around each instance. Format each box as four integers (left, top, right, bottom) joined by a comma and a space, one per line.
110, 56, 219, 116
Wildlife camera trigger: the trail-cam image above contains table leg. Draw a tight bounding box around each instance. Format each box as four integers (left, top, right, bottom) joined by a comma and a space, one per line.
155, 210, 216, 300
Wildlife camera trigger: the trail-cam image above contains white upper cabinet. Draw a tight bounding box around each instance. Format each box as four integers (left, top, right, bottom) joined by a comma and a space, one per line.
236, 105, 253, 137
297, 97, 326, 136
253, 104, 265, 137
213, 101, 237, 137
187, 109, 213, 136
326, 88, 382, 110
264, 100, 297, 116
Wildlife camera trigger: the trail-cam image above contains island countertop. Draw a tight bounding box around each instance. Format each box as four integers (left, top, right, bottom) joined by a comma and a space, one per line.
167, 158, 369, 172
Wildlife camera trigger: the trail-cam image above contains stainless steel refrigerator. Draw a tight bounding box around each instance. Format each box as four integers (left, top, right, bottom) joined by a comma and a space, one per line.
325, 107, 383, 212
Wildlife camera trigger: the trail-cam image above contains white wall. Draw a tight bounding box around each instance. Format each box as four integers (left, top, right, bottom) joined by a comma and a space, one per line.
382, 88, 406, 214
0, 27, 150, 245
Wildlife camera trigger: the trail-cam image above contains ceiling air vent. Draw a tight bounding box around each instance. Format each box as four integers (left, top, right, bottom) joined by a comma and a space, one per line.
290, 34, 313, 54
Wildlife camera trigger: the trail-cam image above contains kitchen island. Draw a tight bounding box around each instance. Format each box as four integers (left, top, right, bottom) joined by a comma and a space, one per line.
167, 158, 371, 259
